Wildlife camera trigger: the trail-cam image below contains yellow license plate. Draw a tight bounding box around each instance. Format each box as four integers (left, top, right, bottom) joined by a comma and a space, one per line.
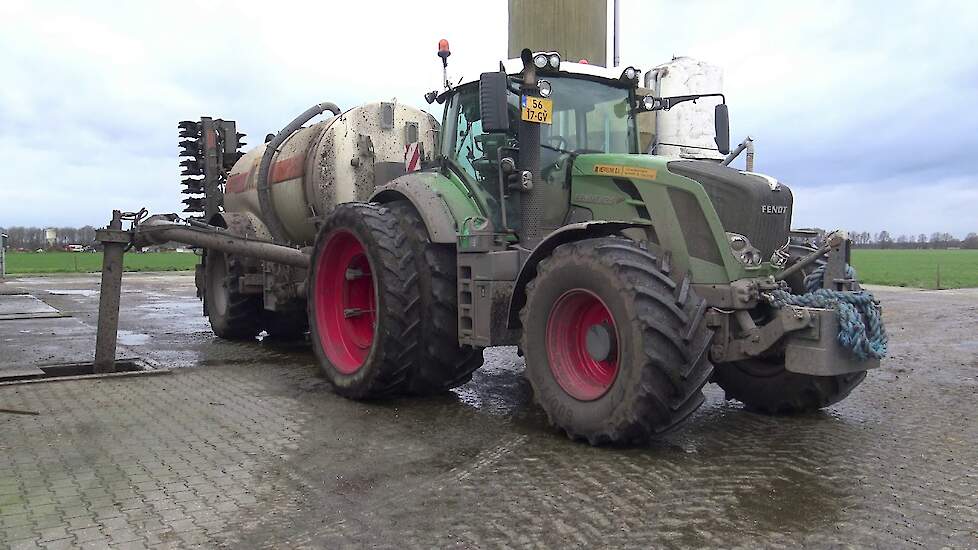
521, 95, 553, 124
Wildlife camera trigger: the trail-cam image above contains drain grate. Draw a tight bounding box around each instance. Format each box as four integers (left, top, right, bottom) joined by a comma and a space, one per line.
0, 358, 166, 385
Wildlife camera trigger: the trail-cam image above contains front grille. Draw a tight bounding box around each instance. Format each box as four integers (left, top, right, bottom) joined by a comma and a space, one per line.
667, 160, 792, 258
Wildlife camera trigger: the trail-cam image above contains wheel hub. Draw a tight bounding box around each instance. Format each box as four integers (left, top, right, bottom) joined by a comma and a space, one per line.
585, 323, 614, 362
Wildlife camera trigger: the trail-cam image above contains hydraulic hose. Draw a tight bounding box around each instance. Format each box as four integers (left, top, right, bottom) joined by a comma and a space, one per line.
258, 102, 341, 242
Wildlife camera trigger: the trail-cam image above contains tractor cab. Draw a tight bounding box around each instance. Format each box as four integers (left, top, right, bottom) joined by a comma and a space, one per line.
433, 53, 645, 235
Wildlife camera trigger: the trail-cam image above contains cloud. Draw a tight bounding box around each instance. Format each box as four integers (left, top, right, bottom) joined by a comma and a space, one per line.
0, 0, 975, 237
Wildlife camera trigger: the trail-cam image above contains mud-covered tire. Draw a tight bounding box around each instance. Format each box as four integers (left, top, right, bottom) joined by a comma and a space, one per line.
307, 203, 420, 399
713, 359, 867, 414
520, 237, 714, 445
204, 250, 262, 340
387, 201, 484, 394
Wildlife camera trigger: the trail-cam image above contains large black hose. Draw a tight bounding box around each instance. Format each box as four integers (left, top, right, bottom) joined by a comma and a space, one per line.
258, 102, 341, 243
135, 216, 310, 268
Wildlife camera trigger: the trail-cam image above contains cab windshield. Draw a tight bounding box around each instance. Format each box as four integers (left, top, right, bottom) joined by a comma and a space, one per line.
541, 77, 637, 155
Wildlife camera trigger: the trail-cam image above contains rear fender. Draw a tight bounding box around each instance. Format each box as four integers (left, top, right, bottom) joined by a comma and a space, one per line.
506, 221, 652, 328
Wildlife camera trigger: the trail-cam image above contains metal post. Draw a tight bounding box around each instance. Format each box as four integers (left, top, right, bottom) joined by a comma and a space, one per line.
0, 233, 6, 279
613, 0, 620, 67
94, 210, 130, 373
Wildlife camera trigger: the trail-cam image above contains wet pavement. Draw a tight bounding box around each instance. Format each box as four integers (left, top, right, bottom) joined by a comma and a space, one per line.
0, 272, 976, 548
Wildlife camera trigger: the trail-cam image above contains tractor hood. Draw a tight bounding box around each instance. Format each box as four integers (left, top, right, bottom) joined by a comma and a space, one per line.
666, 160, 793, 259
568, 153, 792, 281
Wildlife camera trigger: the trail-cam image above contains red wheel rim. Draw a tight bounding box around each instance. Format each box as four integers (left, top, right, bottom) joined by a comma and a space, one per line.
546, 289, 620, 401
315, 230, 376, 374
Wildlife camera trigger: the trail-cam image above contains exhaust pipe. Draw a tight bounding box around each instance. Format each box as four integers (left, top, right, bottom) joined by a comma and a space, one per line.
517, 49, 544, 247
722, 136, 754, 171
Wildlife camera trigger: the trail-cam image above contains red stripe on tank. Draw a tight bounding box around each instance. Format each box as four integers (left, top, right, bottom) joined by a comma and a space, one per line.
225, 156, 303, 194
269, 156, 305, 184
226, 169, 250, 193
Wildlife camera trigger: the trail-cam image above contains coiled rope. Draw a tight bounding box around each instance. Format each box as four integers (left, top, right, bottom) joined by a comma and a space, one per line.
767, 264, 887, 361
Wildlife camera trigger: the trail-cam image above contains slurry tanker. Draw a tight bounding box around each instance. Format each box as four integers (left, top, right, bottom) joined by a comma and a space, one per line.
94, 43, 885, 444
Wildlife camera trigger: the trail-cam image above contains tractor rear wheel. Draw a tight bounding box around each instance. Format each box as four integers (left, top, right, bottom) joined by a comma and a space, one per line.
387, 201, 484, 394
520, 237, 714, 445
204, 250, 261, 340
712, 358, 866, 414
307, 203, 420, 399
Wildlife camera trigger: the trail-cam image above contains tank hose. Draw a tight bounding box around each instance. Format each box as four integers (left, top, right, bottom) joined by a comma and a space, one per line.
766, 264, 888, 361
258, 102, 341, 242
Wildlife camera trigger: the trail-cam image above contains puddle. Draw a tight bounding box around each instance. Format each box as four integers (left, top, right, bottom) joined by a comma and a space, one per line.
118, 330, 151, 345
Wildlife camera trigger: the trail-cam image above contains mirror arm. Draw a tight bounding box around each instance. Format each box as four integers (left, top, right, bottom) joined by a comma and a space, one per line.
652, 92, 726, 111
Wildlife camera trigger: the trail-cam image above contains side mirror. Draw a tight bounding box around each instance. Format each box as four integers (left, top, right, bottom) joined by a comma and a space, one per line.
714, 103, 730, 155
479, 72, 510, 134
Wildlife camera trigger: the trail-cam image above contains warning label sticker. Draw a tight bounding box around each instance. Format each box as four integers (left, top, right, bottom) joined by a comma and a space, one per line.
592, 164, 658, 180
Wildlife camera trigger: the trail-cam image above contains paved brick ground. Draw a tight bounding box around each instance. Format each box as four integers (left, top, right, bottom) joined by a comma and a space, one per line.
0, 274, 976, 548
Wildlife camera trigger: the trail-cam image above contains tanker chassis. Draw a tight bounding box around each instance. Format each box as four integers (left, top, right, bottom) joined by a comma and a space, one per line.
95, 46, 886, 445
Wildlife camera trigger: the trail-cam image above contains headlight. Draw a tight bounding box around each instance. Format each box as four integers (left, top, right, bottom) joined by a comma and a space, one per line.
534, 54, 548, 69
538, 79, 552, 98
726, 232, 763, 268
624, 66, 637, 80
642, 95, 656, 111
548, 53, 560, 69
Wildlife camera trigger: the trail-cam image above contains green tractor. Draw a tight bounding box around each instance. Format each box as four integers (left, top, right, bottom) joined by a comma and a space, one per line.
301, 47, 886, 444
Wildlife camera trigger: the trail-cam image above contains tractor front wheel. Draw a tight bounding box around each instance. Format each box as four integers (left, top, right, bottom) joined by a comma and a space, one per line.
712, 358, 866, 414
520, 237, 714, 445
307, 203, 420, 399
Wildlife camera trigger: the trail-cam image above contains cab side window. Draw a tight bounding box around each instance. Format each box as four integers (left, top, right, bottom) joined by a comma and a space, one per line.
453, 88, 485, 182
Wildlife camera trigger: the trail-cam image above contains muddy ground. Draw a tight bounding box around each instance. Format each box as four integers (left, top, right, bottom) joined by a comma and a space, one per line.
0, 272, 976, 548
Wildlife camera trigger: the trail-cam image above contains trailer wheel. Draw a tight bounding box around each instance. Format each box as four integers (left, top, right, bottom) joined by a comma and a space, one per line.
520, 237, 714, 445
712, 359, 866, 414
308, 203, 420, 399
204, 251, 262, 340
387, 201, 484, 394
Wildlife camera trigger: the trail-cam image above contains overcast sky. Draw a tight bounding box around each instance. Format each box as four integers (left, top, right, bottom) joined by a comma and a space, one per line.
1, 1, 976, 237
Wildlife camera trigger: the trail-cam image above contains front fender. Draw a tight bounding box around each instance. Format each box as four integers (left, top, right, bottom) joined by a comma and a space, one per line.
506, 221, 651, 328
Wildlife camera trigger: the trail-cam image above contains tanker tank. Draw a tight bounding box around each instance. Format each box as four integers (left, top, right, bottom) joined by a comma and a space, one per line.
224, 101, 439, 244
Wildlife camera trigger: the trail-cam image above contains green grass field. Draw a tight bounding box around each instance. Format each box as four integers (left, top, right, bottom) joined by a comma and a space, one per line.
4, 249, 976, 289
4, 251, 199, 275
851, 249, 978, 289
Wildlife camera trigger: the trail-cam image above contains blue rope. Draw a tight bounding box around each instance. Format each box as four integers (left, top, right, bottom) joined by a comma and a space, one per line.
769, 264, 887, 361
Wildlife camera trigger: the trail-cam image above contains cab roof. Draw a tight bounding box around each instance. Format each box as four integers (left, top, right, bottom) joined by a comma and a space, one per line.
452, 57, 642, 89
